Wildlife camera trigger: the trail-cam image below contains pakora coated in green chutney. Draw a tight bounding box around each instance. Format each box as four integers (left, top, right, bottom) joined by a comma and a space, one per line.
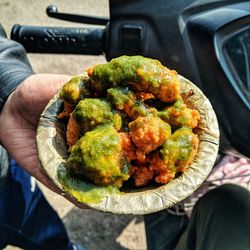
73, 98, 122, 133
88, 55, 181, 102
59, 75, 92, 106
107, 87, 157, 120
67, 124, 130, 188
160, 127, 199, 172
58, 55, 200, 193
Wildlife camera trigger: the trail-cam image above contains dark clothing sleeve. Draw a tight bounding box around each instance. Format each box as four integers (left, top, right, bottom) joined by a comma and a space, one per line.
0, 24, 34, 191
0, 23, 34, 112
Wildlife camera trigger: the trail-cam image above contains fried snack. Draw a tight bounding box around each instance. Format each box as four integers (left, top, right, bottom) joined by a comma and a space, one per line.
67, 124, 130, 188
66, 114, 79, 149
107, 87, 157, 119
88, 56, 180, 102
73, 98, 122, 133
57, 102, 73, 119
160, 127, 199, 172
132, 166, 154, 187
158, 99, 200, 129
129, 117, 171, 154
58, 55, 201, 189
59, 75, 92, 106
149, 127, 199, 184
119, 132, 137, 162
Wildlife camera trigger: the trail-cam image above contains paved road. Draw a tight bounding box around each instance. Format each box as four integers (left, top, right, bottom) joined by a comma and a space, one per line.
1, 1, 147, 249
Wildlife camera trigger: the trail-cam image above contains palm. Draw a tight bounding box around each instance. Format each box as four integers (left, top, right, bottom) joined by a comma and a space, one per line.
0, 74, 70, 191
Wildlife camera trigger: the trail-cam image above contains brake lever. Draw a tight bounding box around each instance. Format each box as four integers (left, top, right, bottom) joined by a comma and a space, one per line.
46, 5, 109, 25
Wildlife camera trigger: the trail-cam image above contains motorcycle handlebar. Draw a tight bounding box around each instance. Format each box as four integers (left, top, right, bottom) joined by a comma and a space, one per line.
11, 24, 104, 55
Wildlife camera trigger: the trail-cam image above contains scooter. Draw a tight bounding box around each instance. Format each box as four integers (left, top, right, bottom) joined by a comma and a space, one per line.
11, 0, 250, 158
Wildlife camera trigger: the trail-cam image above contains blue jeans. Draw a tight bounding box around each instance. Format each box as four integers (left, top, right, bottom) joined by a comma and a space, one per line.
0, 160, 72, 250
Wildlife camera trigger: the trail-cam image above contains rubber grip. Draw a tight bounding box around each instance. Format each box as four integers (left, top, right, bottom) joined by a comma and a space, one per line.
11, 24, 104, 55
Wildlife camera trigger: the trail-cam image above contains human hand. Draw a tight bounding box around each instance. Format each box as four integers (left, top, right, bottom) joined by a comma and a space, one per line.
0, 74, 87, 207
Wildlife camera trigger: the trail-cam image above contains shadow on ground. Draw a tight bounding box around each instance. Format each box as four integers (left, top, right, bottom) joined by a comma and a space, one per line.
63, 208, 145, 250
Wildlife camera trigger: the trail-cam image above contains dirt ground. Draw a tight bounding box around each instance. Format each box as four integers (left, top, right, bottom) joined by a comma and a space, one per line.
1, 0, 147, 249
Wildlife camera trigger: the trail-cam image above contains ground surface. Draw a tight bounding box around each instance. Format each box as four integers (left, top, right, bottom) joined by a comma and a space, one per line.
1, 1, 147, 249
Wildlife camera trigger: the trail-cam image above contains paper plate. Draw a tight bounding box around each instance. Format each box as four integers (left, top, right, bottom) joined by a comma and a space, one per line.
36, 74, 219, 215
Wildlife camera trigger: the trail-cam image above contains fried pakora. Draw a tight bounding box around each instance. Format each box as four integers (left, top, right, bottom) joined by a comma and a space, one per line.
59, 56, 200, 188
59, 75, 92, 106
158, 99, 200, 128
129, 117, 171, 154
88, 55, 180, 102
73, 98, 122, 133
67, 125, 130, 188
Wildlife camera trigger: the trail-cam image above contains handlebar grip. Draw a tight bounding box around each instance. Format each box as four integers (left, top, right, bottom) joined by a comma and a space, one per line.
11, 24, 104, 55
